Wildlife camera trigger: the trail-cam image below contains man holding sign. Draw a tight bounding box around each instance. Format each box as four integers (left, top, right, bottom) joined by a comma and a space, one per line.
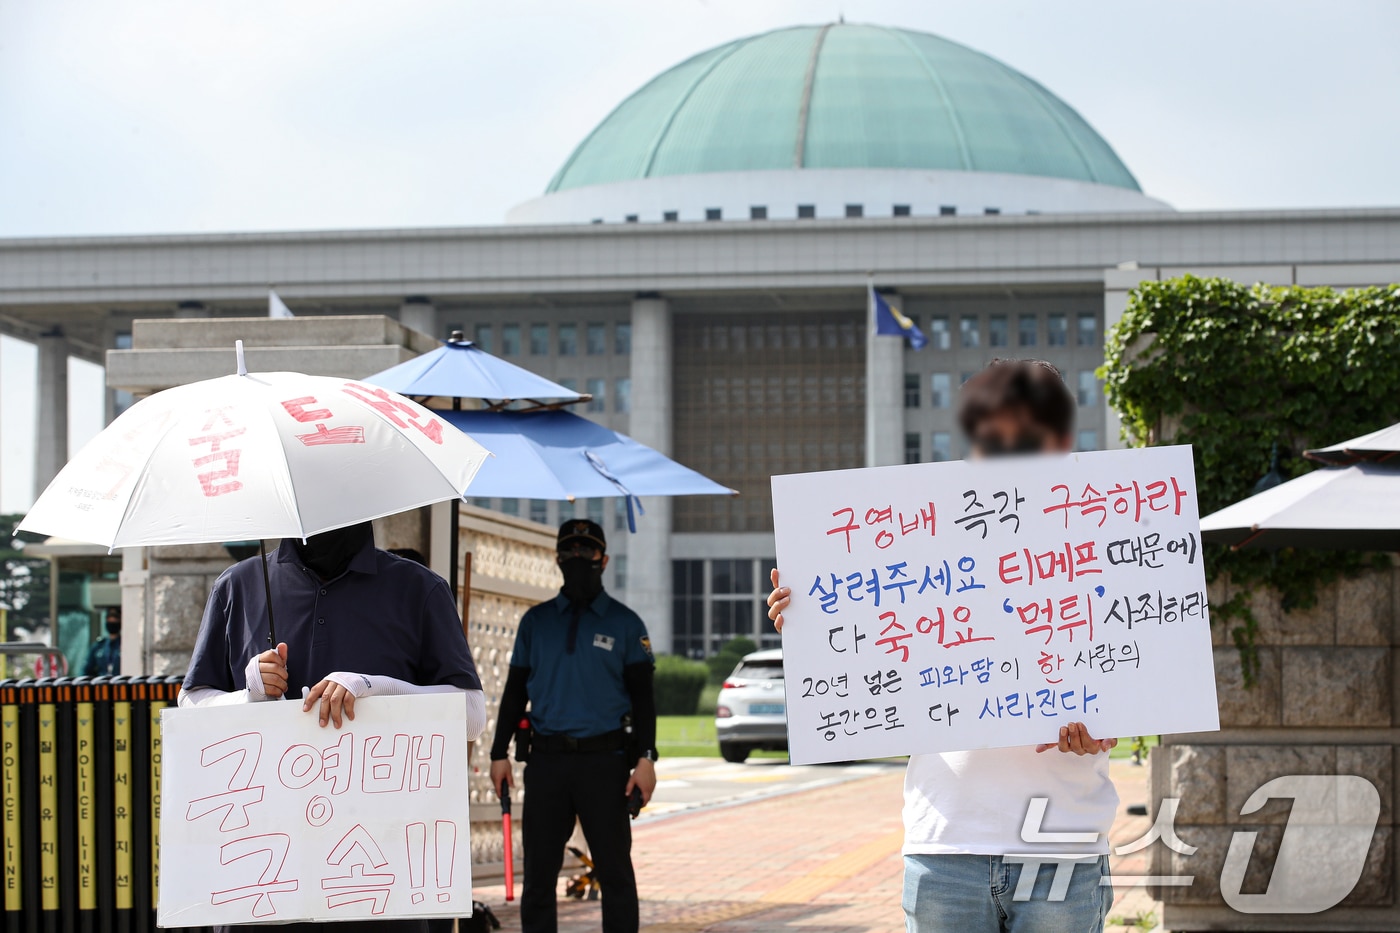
180, 521, 488, 931
769, 360, 1176, 933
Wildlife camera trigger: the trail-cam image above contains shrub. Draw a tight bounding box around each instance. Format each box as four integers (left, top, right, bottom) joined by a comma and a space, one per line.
705, 636, 758, 684
653, 654, 708, 715
1103, 276, 1399, 682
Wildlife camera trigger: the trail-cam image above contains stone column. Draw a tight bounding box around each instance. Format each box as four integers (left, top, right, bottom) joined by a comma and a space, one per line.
399, 298, 438, 340
1101, 265, 1156, 450
33, 332, 68, 502
628, 295, 673, 653
865, 292, 904, 467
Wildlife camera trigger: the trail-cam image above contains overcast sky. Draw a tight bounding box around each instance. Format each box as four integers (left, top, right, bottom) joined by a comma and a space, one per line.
2, 0, 1399, 510
1, 0, 1398, 239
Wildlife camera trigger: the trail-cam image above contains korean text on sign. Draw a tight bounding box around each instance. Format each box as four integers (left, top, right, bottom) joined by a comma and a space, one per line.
771, 446, 1219, 765
157, 694, 472, 926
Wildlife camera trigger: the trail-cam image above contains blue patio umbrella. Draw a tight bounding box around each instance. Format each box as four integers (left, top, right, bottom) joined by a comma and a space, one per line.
369, 331, 585, 406
439, 409, 736, 531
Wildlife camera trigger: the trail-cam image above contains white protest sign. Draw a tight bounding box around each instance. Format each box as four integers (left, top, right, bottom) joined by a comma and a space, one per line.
158, 693, 472, 927
772, 445, 1219, 766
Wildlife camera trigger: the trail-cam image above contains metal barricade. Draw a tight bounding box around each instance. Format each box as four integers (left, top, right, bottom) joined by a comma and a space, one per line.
0, 675, 183, 933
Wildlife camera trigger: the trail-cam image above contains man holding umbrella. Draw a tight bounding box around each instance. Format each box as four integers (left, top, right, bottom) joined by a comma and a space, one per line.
181, 520, 487, 933
490, 518, 657, 933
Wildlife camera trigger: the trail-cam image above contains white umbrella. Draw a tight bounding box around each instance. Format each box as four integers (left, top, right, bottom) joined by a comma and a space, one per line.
20, 342, 492, 641
1198, 462, 1400, 551
1305, 421, 1400, 467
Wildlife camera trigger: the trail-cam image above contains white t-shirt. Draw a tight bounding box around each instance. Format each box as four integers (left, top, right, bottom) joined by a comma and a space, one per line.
903, 746, 1118, 856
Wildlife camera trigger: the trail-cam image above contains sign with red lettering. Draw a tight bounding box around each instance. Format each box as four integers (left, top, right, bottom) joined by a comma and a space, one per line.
772, 445, 1219, 765
158, 694, 472, 926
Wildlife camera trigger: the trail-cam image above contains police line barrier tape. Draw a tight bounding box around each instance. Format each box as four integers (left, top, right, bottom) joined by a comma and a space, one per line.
0, 675, 191, 933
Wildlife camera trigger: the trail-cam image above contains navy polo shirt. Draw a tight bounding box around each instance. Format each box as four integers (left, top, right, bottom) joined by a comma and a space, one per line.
511, 590, 652, 739
185, 538, 481, 696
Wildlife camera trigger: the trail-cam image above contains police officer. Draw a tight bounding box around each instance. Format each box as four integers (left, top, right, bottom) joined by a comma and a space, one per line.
490, 518, 657, 933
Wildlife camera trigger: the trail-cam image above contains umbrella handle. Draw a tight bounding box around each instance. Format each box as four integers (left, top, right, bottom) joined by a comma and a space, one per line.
258, 539, 278, 646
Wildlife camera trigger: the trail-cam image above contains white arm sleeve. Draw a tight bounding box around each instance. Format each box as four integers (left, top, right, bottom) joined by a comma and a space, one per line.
243, 654, 271, 702
178, 686, 252, 708
321, 673, 488, 742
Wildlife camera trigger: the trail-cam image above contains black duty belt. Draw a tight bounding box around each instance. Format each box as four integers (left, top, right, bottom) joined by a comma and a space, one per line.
532, 730, 626, 754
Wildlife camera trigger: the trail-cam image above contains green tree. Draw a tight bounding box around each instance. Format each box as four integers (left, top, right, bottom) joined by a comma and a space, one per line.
0, 513, 51, 638
1101, 276, 1398, 682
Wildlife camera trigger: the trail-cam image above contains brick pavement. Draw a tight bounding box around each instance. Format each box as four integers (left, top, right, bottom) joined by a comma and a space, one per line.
471, 759, 1161, 932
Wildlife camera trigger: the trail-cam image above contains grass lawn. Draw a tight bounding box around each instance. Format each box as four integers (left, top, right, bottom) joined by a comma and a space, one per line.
659, 713, 1159, 763
657, 715, 787, 760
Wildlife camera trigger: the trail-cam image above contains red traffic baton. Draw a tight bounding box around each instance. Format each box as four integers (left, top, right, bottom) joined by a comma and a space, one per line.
501, 781, 515, 902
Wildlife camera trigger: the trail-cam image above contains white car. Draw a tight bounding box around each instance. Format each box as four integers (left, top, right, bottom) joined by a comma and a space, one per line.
714, 648, 787, 763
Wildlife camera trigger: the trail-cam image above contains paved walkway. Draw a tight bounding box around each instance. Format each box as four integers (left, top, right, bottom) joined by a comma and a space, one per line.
471, 759, 1160, 933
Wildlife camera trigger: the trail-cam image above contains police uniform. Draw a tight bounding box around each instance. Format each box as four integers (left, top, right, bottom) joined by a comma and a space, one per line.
491, 520, 657, 933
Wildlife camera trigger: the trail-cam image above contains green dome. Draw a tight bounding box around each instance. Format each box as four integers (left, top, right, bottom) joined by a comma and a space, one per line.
547, 23, 1140, 194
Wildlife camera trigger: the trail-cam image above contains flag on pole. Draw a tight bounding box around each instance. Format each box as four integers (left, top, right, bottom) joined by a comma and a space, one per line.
268, 289, 294, 319
870, 286, 927, 350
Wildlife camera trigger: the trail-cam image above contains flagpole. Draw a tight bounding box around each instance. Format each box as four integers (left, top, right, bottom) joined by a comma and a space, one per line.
864, 272, 878, 468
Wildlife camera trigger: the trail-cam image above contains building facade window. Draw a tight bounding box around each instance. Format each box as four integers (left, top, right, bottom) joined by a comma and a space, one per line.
670, 558, 779, 658
750, 205, 767, 220
530, 323, 549, 355
988, 314, 1008, 348
845, 204, 863, 218
501, 323, 521, 356
624, 214, 638, 223
1018, 314, 1037, 347
559, 377, 578, 393
960, 316, 980, 349
984, 207, 1000, 215
587, 498, 604, 526
612, 554, 628, 590
586, 322, 607, 355
705, 208, 722, 221
931, 432, 952, 462
663, 211, 678, 222
1047, 314, 1068, 347
615, 323, 632, 355
904, 432, 921, 464
587, 378, 606, 412
960, 371, 975, 385
903, 373, 921, 408
474, 324, 492, 353
928, 316, 950, 350
558, 323, 577, 356
529, 499, 549, 525
1077, 430, 1098, 452
499, 498, 520, 516
940, 205, 956, 216
614, 498, 629, 531
893, 204, 911, 217
797, 204, 816, 219
1077, 371, 1098, 407
673, 312, 863, 533
930, 373, 951, 408
1078, 313, 1098, 347
616, 377, 632, 413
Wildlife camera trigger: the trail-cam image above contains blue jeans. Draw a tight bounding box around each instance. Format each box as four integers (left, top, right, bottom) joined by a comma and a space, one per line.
903, 854, 1112, 933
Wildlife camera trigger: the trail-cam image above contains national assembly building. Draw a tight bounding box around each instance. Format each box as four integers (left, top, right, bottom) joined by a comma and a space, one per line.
3, 22, 1399, 657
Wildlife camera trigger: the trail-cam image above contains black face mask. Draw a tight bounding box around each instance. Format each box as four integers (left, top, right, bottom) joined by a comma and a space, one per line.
294, 522, 374, 581
560, 556, 604, 605
105, 620, 120, 636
